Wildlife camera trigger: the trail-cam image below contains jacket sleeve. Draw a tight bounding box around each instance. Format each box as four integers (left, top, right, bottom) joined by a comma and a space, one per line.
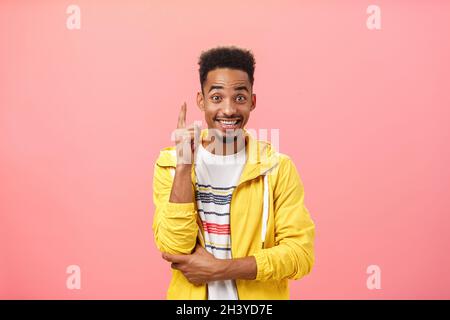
152, 163, 199, 255
252, 155, 315, 281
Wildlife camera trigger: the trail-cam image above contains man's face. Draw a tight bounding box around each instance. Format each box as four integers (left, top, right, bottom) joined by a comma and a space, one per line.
197, 68, 256, 143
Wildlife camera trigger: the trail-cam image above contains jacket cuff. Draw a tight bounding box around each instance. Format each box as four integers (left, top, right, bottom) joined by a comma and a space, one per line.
253, 251, 270, 281
165, 202, 196, 217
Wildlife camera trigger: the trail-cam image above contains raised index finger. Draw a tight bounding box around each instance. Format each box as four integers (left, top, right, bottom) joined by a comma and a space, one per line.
177, 102, 187, 128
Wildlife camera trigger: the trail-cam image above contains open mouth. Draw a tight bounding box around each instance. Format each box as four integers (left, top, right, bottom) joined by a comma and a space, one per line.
215, 118, 242, 130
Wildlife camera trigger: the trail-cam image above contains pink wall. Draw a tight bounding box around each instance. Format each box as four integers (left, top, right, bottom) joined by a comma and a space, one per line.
1, 0, 449, 299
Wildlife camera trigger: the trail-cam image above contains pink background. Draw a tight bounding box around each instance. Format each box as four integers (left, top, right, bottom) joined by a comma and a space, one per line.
1, 0, 450, 299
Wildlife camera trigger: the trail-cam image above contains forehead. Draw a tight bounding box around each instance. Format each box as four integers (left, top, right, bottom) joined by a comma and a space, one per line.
204, 68, 251, 89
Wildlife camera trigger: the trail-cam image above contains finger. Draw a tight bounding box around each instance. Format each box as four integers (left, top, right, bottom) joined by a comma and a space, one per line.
171, 263, 180, 270
177, 102, 187, 129
162, 252, 174, 262
203, 131, 215, 143
196, 244, 209, 255
192, 121, 202, 154
162, 252, 185, 263
194, 121, 202, 141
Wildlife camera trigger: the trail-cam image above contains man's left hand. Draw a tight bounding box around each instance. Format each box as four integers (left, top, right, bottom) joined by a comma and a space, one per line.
162, 244, 221, 285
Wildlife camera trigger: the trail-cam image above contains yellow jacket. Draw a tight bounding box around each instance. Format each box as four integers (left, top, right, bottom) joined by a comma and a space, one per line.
152, 129, 315, 299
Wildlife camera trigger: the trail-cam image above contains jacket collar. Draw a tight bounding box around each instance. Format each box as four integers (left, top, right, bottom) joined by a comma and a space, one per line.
156, 128, 280, 185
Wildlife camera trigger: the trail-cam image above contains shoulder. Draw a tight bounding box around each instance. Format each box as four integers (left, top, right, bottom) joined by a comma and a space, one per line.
267, 151, 304, 190
270, 152, 296, 175
155, 146, 176, 167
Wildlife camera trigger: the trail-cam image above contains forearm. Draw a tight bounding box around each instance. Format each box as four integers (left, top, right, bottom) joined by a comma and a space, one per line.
252, 238, 315, 281
213, 256, 257, 281
153, 164, 198, 254
169, 164, 193, 203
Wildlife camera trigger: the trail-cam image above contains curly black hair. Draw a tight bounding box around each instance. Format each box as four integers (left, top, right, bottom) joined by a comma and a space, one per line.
198, 46, 255, 91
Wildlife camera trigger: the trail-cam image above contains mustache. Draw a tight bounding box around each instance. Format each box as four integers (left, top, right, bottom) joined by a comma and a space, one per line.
214, 116, 242, 119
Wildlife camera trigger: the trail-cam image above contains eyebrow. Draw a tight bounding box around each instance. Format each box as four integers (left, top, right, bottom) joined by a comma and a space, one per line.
234, 86, 249, 93
208, 85, 250, 93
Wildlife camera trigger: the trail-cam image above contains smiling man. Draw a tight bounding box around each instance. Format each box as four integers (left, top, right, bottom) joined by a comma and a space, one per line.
152, 46, 315, 300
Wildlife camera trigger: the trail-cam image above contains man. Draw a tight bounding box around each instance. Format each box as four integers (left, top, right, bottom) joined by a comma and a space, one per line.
152, 46, 315, 299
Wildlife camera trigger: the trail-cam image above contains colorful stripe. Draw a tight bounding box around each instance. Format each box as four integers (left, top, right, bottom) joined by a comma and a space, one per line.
198, 209, 230, 216
196, 183, 236, 191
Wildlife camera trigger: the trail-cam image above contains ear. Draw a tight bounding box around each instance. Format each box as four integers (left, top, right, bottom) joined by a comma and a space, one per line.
250, 93, 256, 111
197, 91, 205, 112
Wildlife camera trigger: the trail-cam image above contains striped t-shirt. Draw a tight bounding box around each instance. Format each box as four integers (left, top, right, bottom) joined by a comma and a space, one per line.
194, 142, 246, 300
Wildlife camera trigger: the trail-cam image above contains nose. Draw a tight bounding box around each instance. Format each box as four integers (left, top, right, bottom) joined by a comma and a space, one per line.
221, 101, 237, 117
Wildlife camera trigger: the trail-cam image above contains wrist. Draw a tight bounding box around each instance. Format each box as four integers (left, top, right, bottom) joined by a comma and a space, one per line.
212, 257, 257, 281
175, 164, 192, 173
212, 259, 231, 281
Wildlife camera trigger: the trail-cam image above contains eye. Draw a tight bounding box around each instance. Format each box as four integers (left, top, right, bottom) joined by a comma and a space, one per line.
211, 95, 222, 102
236, 95, 246, 102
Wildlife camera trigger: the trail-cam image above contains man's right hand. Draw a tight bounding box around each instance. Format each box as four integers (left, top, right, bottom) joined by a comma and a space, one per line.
174, 102, 201, 166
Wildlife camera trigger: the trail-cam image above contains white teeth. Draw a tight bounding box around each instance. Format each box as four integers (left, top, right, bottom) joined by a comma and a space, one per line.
219, 120, 238, 125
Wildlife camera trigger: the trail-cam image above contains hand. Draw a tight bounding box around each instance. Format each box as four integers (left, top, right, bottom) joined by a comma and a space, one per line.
162, 244, 220, 285
173, 102, 201, 166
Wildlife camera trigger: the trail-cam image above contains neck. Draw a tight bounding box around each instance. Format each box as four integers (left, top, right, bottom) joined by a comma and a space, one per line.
202, 131, 246, 156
